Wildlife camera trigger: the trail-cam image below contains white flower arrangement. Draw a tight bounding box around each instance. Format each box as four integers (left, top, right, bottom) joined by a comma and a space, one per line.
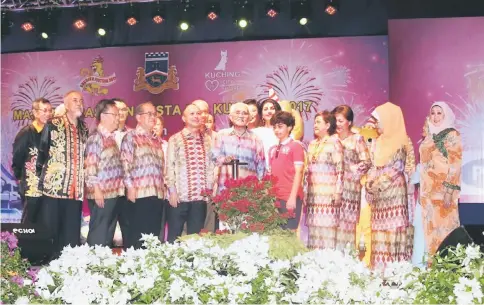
15, 234, 484, 304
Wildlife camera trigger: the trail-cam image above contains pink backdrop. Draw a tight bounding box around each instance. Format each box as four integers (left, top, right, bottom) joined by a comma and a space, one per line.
1, 36, 389, 222
389, 17, 484, 203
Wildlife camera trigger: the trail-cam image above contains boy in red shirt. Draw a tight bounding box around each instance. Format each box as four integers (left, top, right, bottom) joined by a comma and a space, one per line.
268, 111, 305, 230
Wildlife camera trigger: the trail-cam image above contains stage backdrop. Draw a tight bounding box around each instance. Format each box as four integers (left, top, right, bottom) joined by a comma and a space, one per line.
389, 17, 484, 204
1, 36, 389, 222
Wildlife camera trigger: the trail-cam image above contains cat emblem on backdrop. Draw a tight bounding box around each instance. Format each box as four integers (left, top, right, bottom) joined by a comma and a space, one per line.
214, 50, 228, 71
133, 52, 179, 94
79, 56, 117, 96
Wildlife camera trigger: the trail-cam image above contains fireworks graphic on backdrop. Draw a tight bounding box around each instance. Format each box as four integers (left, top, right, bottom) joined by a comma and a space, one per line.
232, 40, 357, 119
445, 64, 484, 150
448, 95, 484, 150
10, 76, 63, 127
256, 65, 324, 115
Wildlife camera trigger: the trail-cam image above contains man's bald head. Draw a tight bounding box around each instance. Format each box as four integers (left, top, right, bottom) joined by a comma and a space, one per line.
183, 104, 200, 116
191, 99, 209, 126
192, 99, 209, 110
182, 104, 201, 129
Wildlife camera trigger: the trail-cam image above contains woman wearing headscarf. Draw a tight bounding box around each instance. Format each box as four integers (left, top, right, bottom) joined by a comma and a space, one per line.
419, 101, 462, 257
365, 102, 414, 270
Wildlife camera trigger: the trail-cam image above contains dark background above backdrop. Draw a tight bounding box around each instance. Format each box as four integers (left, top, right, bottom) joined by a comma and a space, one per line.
2, 0, 484, 54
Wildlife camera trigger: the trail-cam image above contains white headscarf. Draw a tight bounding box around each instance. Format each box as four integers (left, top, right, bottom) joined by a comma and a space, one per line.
428, 101, 456, 135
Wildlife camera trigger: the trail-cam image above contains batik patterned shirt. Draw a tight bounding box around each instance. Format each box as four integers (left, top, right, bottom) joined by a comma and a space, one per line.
166, 128, 214, 202
212, 127, 265, 191
84, 125, 125, 199
120, 125, 165, 199
12, 123, 43, 198
37, 115, 89, 201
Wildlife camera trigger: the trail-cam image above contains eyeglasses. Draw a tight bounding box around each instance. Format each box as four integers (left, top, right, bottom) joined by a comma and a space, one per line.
139, 112, 157, 118
103, 112, 120, 117
34, 108, 53, 114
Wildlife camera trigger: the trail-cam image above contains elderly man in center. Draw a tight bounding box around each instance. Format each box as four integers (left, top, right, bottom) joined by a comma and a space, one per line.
212, 102, 266, 194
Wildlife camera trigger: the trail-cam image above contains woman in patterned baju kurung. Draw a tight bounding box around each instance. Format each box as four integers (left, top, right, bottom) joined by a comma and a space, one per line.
365, 102, 414, 270
419, 101, 461, 258
306, 111, 344, 249
332, 105, 371, 250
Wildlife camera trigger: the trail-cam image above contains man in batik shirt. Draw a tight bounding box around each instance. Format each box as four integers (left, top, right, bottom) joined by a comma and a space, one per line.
12, 98, 52, 223
213, 102, 266, 192
192, 99, 216, 139
120, 102, 165, 249
113, 98, 132, 248
85, 99, 125, 247
192, 99, 218, 232
165, 104, 214, 242
37, 90, 88, 255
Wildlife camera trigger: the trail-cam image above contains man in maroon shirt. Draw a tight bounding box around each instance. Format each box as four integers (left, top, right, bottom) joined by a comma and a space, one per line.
268, 111, 305, 230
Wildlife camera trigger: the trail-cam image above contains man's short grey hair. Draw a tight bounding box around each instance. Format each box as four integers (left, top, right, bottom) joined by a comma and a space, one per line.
229, 102, 249, 115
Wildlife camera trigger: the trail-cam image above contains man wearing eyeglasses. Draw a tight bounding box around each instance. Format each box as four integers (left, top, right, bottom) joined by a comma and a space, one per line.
12, 98, 52, 224
120, 102, 165, 249
212, 102, 266, 194
36, 91, 89, 256
84, 99, 125, 247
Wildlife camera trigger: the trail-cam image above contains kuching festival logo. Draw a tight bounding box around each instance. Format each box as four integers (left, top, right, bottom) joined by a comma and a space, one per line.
79, 56, 117, 96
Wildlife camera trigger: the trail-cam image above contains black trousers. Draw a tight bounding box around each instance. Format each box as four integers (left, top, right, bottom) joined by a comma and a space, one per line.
129, 196, 163, 249
277, 197, 303, 230
116, 196, 132, 249
21, 196, 46, 224
166, 200, 207, 243
42, 197, 82, 254
87, 198, 118, 247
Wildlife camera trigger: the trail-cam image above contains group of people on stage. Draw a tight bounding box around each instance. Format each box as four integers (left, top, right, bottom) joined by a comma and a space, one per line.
12, 90, 462, 269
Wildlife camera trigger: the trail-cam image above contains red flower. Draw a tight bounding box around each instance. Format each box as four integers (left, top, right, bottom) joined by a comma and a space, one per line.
274, 201, 281, 208
199, 229, 210, 236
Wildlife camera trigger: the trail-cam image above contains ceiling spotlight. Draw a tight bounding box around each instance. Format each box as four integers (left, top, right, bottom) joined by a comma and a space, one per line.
98, 28, 106, 36
206, 2, 220, 21
152, 15, 164, 24
21, 22, 34, 32
180, 22, 189, 31
325, 0, 339, 15
267, 9, 277, 18
299, 17, 308, 25
238, 19, 247, 28
125, 5, 140, 26
325, 5, 337, 15
126, 17, 137, 26
74, 19, 86, 30
265, 1, 279, 18
208, 11, 218, 20
41, 32, 48, 39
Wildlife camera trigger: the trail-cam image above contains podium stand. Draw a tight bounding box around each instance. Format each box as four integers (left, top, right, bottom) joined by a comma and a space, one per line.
223, 159, 248, 180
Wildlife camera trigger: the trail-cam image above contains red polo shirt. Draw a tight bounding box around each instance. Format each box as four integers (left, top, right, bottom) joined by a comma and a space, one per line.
268, 138, 305, 200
